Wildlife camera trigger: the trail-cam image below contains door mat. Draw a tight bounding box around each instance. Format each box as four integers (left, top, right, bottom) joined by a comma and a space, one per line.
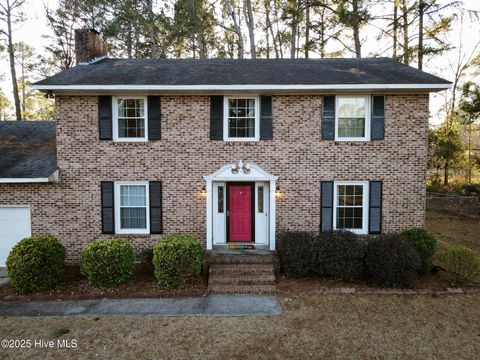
228, 244, 255, 250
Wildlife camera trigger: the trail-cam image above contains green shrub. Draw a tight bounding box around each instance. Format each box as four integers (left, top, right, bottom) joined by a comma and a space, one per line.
365, 234, 420, 287
152, 234, 203, 288
439, 246, 480, 284
315, 231, 367, 281
6, 235, 66, 293
400, 228, 437, 272
277, 231, 317, 277
81, 238, 135, 288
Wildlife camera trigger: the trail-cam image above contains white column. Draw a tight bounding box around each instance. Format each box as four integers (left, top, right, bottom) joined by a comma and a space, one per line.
269, 179, 276, 251
206, 180, 213, 250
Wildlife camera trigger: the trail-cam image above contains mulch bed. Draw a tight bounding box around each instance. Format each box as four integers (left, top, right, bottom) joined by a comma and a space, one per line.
0, 265, 208, 301
277, 269, 480, 296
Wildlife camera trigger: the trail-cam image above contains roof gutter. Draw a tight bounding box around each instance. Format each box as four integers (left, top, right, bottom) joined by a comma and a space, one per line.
33, 83, 451, 92
0, 170, 59, 184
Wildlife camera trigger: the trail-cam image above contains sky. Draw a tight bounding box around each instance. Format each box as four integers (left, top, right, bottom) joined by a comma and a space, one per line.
1, 0, 480, 125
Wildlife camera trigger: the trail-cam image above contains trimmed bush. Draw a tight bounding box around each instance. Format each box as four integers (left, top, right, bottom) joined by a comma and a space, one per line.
365, 234, 420, 287
315, 231, 366, 281
81, 238, 135, 288
400, 228, 437, 272
6, 235, 66, 293
152, 234, 203, 288
277, 231, 317, 277
439, 246, 480, 284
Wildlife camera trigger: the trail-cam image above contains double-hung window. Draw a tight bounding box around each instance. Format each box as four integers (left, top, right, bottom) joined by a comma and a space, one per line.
224, 96, 260, 141
333, 181, 369, 234
335, 96, 370, 141
115, 182, 150, 234
113, 97, 148, 141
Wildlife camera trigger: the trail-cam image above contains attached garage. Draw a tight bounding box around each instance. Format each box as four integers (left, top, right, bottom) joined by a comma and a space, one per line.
0, 206, 31, 267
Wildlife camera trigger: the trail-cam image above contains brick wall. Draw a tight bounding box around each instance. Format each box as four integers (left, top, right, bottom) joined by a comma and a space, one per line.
0, 94, 429, 263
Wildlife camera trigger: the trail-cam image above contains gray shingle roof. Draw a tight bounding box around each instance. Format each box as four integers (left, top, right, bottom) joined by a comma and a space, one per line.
34, 58, 450, 87
0, 121, 57, 179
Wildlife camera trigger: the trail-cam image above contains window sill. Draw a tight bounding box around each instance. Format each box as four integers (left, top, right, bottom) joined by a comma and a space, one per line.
115, 230, 150, 235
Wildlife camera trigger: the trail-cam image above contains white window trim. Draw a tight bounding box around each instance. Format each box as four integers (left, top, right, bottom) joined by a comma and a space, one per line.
333, 181, 369, 235
223, 95, 260, 142
114, 181, 150, 234
112, 96, 149, 142
335, 95, 371, 142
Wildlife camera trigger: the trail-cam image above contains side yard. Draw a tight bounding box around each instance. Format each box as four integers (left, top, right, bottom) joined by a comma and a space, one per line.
0, 294, 479, 359
426, 209, 480, 256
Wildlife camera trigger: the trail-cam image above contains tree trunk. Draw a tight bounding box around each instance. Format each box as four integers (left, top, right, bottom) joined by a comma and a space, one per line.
352, 0, 361, 58
290, 16, 297, 59
227, 0, 244, 59
319, 8, 326, 58
265, 0, 279, 58
444, 161, 449, 185
402, 0, 409, 64
418, 0, 424, 69
305, 3, 310, 58
243, 0, 256, 58
6, 3, 21, 121
393, 0, 398, 58
147, 0, 157, 58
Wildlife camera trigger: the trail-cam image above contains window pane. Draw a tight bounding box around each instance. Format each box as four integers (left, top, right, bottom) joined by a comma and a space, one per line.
120, 185, 146, 206
338, 97, 366, 118
336, 184, 364, 230
119, 118, 145, 138
120, 208, 146, 229
338, 118, 365, 138
227, 98, 256, 138
258, 186, 264, 213
218, 186, 224, 213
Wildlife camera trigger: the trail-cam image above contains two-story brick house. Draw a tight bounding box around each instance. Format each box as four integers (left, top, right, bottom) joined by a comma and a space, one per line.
0, 29, 450, 268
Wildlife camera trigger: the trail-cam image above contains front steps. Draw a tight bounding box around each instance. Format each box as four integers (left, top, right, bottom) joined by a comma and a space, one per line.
206, 250, 279, 294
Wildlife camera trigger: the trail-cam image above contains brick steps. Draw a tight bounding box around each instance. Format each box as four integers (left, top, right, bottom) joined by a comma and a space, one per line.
208, 284, 277, 294
209, 263, 274, 275
207, 251, 278, 294
209, 273, 276, 285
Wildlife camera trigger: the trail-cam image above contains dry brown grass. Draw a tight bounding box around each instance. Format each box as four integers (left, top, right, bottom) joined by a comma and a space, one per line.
0, 294, 479, 359
426, 209, 480, 256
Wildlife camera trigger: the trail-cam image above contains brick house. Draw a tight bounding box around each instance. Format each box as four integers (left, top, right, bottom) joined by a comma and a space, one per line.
0, 29, 450, 269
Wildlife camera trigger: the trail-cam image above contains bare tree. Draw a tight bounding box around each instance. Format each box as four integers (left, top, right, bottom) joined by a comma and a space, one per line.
243, 0, 256, 58
225, 0, 244, 58
0, 0, 25, 121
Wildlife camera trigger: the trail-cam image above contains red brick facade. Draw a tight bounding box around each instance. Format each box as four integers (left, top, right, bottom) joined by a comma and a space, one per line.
0, 94, 429, 263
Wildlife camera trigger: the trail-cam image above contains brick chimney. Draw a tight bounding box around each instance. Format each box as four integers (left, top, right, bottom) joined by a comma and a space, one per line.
74, 29, 107, 65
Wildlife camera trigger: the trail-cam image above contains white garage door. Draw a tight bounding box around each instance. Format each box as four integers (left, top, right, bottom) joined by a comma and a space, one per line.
0, 207, 31, 267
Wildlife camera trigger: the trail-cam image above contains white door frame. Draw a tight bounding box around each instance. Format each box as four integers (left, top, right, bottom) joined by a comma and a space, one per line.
204, 162, 278, 251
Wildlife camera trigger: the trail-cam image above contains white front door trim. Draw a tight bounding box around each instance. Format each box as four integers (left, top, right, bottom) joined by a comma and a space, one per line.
204, 162, 278, 251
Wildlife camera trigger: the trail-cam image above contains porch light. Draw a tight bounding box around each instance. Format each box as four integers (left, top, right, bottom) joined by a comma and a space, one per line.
201, 185, 207, 196
275, 185, 281, 195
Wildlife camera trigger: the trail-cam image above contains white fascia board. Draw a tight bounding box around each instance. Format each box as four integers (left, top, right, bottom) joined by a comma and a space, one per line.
0, 170, 59, 183
33, 83, 452, 91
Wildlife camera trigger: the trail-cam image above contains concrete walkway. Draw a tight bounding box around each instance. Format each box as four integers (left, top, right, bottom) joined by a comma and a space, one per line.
0, 294, 281, 317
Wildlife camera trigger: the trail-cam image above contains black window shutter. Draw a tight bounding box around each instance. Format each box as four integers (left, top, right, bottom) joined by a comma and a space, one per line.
210, 96, 223, 140
149, 181, 163, 234
371, 96, 385, 140
369, 181, 382, 234
98, 96, 112, 140
322, 96, 335, 140
148, 96, 161, 140
321, 181, 334, 231
260, 95, 273, 140
101, 181, 114, 234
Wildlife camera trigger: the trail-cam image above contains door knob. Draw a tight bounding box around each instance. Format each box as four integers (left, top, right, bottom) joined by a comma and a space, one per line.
226, 210, 230, 217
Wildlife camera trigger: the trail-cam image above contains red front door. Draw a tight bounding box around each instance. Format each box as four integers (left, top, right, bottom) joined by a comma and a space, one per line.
228, 184, 253, 242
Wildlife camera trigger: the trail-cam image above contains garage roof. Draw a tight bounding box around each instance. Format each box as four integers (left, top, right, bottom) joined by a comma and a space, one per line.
0, 121, 58, 183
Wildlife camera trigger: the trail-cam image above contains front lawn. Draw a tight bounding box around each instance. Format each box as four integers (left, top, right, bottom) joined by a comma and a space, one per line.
0, 294, 479, 359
